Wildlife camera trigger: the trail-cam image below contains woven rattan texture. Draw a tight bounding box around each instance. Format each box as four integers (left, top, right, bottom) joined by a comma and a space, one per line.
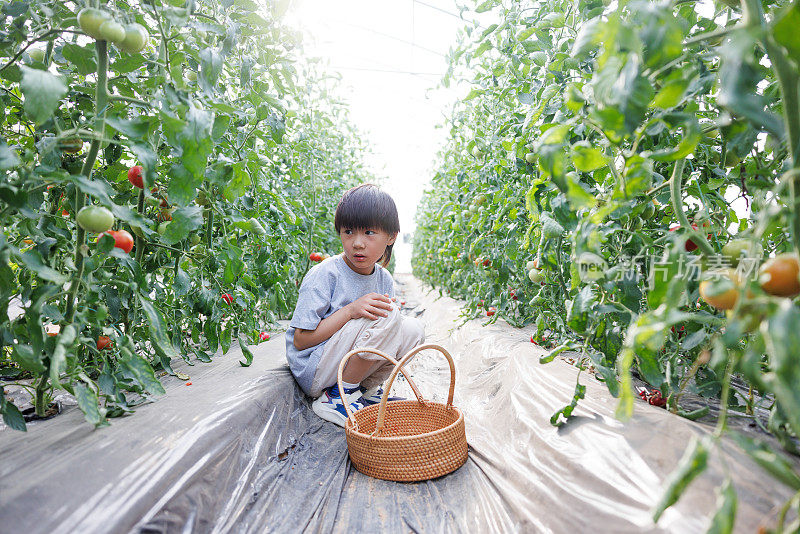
345, 400, 468, 482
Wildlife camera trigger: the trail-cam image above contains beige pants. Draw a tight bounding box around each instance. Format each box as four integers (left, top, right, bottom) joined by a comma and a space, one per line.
309, 304, 425, 398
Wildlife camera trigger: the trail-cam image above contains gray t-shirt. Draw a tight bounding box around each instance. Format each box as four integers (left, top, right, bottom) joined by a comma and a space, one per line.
285, 254, 395, 396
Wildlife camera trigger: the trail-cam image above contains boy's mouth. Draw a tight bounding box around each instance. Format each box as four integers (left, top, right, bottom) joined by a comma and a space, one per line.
353, 253, 366, 260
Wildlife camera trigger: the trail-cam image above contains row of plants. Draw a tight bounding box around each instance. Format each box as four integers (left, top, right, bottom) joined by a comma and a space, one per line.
1, 0, 372, 431
413, 0, 800, 530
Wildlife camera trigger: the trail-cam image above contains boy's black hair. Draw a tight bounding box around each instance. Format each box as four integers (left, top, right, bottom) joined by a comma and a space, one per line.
334, 183, 400, 267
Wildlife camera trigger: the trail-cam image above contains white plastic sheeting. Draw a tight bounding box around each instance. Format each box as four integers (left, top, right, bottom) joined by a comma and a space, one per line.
0, 275, 795, 532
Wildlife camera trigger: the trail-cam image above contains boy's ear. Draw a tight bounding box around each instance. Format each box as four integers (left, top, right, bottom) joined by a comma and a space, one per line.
388, 232, 398, 246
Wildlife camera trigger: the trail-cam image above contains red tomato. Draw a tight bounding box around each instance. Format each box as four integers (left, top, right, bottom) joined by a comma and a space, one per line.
309, 252, 322, 262
482, 258, 491, 267
101, 230, 134, 253
669, 224, 707, 251
185, 381, 192, 386
259, 331, 270, 341
221, 293, 233, 304
62, 209, 69, 217
486, 306, 496, 317
96, 336, 112, 350
128, 165, 144, 188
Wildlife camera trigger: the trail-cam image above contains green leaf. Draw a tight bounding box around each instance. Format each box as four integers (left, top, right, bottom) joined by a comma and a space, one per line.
238, 334, 254, 366
718, 32, 784, 139
773, 0, 800, 65
61, 43, 97, 75
572, 18, 601, 59
223, 160, 251, 201
121, 350, 166, 396
763, 300, 800, 437
475, 0, 499, 13
137, 294, 181, 363
729, 431, 800, 490
571, 141, 606, 172
20, 66, 67, 124
652, 437, 709, 522
199, 47, 223, 92
707, 479, 737, 534
13, 249, 67, 284
49, 324, 76, 388
1, 399, 26, 431
0, 142, 21, 170
180, 106, 214, 178
162, 205, 204, 245
592, 54, 653, 134
74, 382, 107, 428
652, 78, 689, 109
166, 163, 203, 207
550, 382, 586, 426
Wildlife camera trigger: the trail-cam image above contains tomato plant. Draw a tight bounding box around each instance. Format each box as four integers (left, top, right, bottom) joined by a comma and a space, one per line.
1, 0, 372, 433
412, 0, 800, 529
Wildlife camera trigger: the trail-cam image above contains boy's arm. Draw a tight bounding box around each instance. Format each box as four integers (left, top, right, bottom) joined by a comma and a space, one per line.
293, 293, 394, 350
293, 305, 353, 350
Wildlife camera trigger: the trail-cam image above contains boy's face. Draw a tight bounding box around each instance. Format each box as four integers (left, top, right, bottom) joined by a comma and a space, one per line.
339, 227, 397, 275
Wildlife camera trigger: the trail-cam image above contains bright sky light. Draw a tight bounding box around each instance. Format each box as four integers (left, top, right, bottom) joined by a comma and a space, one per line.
284, 0, 477, 272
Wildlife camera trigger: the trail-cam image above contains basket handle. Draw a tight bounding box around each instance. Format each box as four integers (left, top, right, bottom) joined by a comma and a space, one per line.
336, 347, 424, 430
373, 344, 456, 436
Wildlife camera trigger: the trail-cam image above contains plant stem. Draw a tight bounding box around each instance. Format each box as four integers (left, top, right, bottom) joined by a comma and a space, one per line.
205, 208, 214, 249
669, 158, 716, 257
134, 189, 145, 264
64, 40, 108, 324
34, 373, 49, 416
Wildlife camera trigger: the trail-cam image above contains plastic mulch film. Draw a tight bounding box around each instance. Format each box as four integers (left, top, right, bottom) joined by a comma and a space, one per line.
0, 274, 795, 533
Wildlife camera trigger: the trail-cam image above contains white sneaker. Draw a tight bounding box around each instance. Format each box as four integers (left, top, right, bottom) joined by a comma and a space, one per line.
311, 385, 363, 427
358, 385, 406, 406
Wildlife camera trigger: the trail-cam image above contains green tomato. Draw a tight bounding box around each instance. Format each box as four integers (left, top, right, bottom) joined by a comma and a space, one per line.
473, 194, 487, 206
77, 8, 113, 40
157, 221, 171, 235
525, 260, 536, 272
76, 205, 114, 233
722, 238, 762, 266
190, 233, 202, 246
528, 269, 543, 283
186, 70, 198, 82
641, 202, 656, 220
28, 48, 46, 63
723, 152, 741, 168
98, 20, 126, 43
118, 23, 149, 54
630, 217, 643, 231
525, 152, 536, 164
471, 145, 484, 158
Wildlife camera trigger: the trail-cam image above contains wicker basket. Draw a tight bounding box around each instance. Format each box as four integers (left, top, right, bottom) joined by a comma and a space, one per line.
336, 343, 468, 482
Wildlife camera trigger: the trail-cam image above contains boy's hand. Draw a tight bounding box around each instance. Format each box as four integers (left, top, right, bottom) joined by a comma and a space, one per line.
348, 292, 393, 320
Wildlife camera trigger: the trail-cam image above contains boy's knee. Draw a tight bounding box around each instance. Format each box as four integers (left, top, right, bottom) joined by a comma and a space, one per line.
401, 317, 425, 344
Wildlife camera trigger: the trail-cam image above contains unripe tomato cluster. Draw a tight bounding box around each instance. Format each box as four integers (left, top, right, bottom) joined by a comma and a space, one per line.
77, 8, 149, 54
